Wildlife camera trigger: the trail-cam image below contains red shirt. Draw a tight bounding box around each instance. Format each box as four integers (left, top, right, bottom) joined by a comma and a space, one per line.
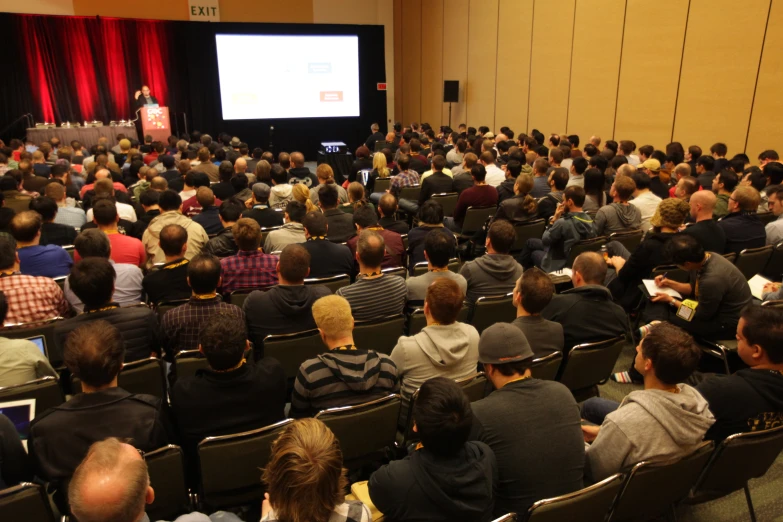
143, 151, 159, 165
181, 195, 223, 217
80, 181, 128, 199
74, 232, 146, 267
454, 184, 499, 226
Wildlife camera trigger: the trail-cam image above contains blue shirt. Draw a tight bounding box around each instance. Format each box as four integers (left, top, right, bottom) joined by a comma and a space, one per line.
17, 245, 73, 278
192, 207, 224, 235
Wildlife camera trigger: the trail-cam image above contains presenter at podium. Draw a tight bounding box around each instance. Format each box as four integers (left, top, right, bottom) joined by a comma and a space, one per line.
133, 85, 159, 109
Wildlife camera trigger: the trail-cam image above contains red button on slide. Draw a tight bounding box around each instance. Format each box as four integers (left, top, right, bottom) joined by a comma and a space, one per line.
320, 91, 344, 102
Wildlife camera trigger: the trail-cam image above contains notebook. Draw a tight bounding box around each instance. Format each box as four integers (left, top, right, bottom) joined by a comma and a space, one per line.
643, 279, 682, 299
748, 274, 772, 301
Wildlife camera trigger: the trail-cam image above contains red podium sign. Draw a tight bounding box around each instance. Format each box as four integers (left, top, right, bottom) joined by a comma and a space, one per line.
141, 106, 170, 142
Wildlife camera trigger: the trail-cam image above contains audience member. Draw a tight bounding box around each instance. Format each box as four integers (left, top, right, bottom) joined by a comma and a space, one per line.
674, 173, 699, 202
765, 185, 783, 245
347, 206, 403, 270
192, 146, 219, 181
127, 189, 162, 240
536, 169, 569, 223
320, 183, 356, 243
78, 200, 146, 267
511, 269, 563, 357
593, 175, 641, 235
406, 229, 467, 303
407, 200, 455, 271
84, 176, 137, 223
30, 196, 77, 246
192, 187, 224, 235
142, 190, 208, 268
300, 210, 354, 278
684, 191, 727, 253
717, 186, 766, 255
377, 193, 409, 234
712, 170, 739, 219
10, 210, 72, 277
269, 164, 295, 209
220, 218, 279, 293
446, 165, 498, 233
264, 200, 307, 253
461, 220, 524, 304
695, 155, 716, 189
452, 152, 478, 193
494, 172, 538, 223
630, 170, 662, 232
309, 163, 348, 205
242, 182, 285, 228
0, 290, 57, 386
45, 182, 86, 228
210, 160, 236, 201
142, 224, 192, 304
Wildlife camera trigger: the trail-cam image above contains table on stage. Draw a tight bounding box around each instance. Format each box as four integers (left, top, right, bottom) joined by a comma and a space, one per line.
26, 126, 138, 150
317, 151, 353, 184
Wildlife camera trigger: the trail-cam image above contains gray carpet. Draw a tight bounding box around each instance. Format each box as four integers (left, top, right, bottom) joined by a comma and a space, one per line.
595, 342, 783, 521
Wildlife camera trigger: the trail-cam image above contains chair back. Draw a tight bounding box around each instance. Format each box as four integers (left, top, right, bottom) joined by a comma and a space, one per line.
145, 445, 191, 521
530, 351, 563, 381
155, 299, 189, 320
228, 289, 261, 308
522, 473, 624, 522
0, 376, 64, 415
763, 241, 783, 279
406, 306, 470, 337
734, 245, 774, 280
263, 330, 324, 380
650, 264, 690, 284
381, 266, 407, 279
72, 358, 167, 398
492, 516, 517, 522
512, 219, 546, 252
1, 318, 64, 366
304, 274, 351, 293
53, 276, 66, 290
608, 229, 644, 254
352, 315, 406, 355
174, 350, 210, 381
558, 336, 625, 392
455, 372, 487, 402
690, 425, 783, 503
197, 419, 294, 509
374, 178, 391, 193
756, 211, 776, 225
565, 237, 607, 268
761, 299, 783, 308
461, 206, 497, 236
431, 192, 459, 217
399, 185, 421, 202
412, 258, 460, 277
0, 483, 56, 522
315, 394, 401, 466
722, 252, 737, 263
63, 245, 75, 260
609, 442, 714, 522
470, 293, 515, 334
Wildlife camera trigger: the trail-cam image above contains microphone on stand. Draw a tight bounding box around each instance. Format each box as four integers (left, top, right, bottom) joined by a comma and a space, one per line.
269, 125, 274, 156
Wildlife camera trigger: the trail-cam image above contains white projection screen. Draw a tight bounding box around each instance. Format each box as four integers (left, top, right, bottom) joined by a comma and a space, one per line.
215, 34, 361, 120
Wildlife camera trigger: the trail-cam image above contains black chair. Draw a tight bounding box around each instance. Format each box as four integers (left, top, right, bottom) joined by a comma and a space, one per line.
470, 293, 515, 334
761, 299, 783, 308
315, 394, 401, 468
492, 515, 517, 522
72, 358, 167, 398
460, 206, 497, 237
411, 257, 461, 277
63, 245, 75, 261
455, 372, 487, 402
756, 211, 776, 226
762, 241, 783, 278
521, 473, 624, 522
734, 245, 774, 280
609, 442, 714, 522
512, 219, 547, 252
197, 419, 294, 509
695, 338, 735, 375
565, 237, 607, 268
558, 336, 625, 394
53, 276, 67, 290
0, 483, 56, 522
174, 350, 210, 380
722, 252, 737, 263
687, 425, 783, 522
155, 299, 189, 320
406, 306, 469, 336
609, 229, 644, 254
374, 178, 391, 194
304, 274, 351, 293
399, 185, 421, 202
352, 314, 406, 355
145, 445, 192, 521
0, 376, 64, 415
1, 317, 64, 366
263, 329, 324, 381
381, 266, 407, 279
529, 351, 563, 381
228, 288, 264, 308
431, 192, 459, 217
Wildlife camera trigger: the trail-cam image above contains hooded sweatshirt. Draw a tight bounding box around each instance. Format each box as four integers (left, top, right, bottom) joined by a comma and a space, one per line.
390, 323, 480, 399
290, 348, 399, 418
369, 441, 497, 522
540, 211, 596, 272
697, 368, 783, 441
459, 254, 524, 305
593, 202, 642, 236
269, 183, 293, 209
586, 384, 715, 482
141, 211, 209, 268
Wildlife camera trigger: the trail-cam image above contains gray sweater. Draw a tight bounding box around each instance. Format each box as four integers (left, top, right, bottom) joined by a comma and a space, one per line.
460, 254, 524, 305
593, 202, 642, 236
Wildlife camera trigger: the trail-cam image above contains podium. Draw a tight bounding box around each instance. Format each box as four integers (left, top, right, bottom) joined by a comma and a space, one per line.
140, 106, 170, 142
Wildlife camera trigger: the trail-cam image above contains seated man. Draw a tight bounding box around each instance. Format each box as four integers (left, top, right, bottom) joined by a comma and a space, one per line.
470, 323, 585, 517
141, 224, 192, 305
347, 205, 404, 270
244, 244, 331, 354
630, 170, 662, 232
0, 291, 57, 387
392, 278, 479, 404
31, 196, 78, 247
645, 235, 751, 340
290, 295, 399, 418
220, 218, 279, 294
518, 186, 595, 272
368, 377, 497, 522
582, 322, 713, 481
765, 185, 783, 245
336, 230, 407, 321
511, 268, 564, 357
460, 220, 524, 305
593, 175, 641, 236
406, 229, 467, 305
55, 258, 159, 362
407, 200, 455, 271
65, 229, 143, 312
683, 190, 726, 254
446, 164, 498, 233
192, 187, 224, 235
77, 200, 147, 268
717, 186, 766, 255
29, 321, 170, 502
171, 314, 286, 455
697, 305, 783, 440
161, 254, 244, 357
0, 235, 70, 324
377, 193, 409, 235
203, 199, 243, 259
300, 210, 354, 279
263, 200, 307, 253
541, 252, 630, 350
10, 210, 72, 278
242, 182, 285, 228
142, 190, 209, 268
319, 183, 356, 243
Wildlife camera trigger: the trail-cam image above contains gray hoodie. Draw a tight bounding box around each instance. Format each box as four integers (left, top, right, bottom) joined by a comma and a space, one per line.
593, 202, 642, 236
459, 254, 525, 305
269, 184, 293, 209
390, 323, 480, 399
586, 384, 715, 481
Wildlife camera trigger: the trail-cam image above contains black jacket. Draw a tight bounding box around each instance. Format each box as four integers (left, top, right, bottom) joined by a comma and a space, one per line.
365, 131, 386, 151
608, 232, 677, 310
203, 227, 238, 258
324, 208, 356, 243
495, 195, 537, 224
369, 442, 497, 522
683, 219, 726, 254
718, 212, 766, 255
419, 173, 454, 206
537, 192, 563, 223
496, 179, 516, 203
134, 94, 159, 110
40, 222, 78, 246
242, 206, 284, 229
287, 167, 318, 188
379, 216, 409, 235
127, 209, 161, 240
407, 226, 455, 271
649, 176, 670, 200
301, 239, 354, 278
453, 173, 474, 194
142, 259, 192, 305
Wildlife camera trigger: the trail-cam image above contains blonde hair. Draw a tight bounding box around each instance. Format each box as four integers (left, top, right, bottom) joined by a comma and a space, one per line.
255, 159, 272, 183
316, 163, 335, 181
373, 153, 389, 178
312, 295, 353, 339
347, 182, 365, 206
262, 419, 348, 522
292, 183, 317, 213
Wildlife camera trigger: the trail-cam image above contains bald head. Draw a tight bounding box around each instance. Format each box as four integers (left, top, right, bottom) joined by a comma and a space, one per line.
690, 190, 716, 221
235, 157, 247, 173
385, 132, 395, 142
95, 168, 111, 181
290, 151, 305, 167
572, 251, 606, 286
69, 438, 151, 522
616, 164, 636, 178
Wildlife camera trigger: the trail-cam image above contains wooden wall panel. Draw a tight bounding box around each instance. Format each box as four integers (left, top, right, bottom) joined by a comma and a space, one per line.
746, 0, 783, 157
393, 0, 403, 124
441, 0, 470, 128
400, 0, 422, 126
420, 0, 444, 130
465, 0, 500, 129
566, 0, 625, 141
494, 0, 534, 134
673, 0, 769, 154
528, 0, 575, 135
614, 0, 688, 148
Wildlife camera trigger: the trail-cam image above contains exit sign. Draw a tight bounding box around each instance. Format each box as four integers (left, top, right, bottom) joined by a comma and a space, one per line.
189, 0, 220, 21
377, 83, 387, 91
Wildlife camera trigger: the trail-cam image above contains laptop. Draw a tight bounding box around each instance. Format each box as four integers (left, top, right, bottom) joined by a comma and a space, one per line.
25, 335, 47, 358
0, 399, 36, 451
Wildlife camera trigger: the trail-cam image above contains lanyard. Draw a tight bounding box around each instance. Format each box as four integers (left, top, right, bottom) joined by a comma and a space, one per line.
165, 259, 188, 270
332, 345, 357, 351
307, 236, 326, 241
192, 293, 217, 300
695, 253, 711, 299
85, 304, 120, 313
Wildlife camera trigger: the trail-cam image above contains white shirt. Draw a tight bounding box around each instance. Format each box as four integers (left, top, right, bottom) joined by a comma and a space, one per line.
566, 174, 584, 188
179, 189, 196, 200
64, 260, 143, 312
561, 158, 573, 170
766, 215, 783, 245
86, 202, 138, 223
484, 163, 505, 187
626, 154, 640, 167
630, 191, 662, 232
420, 168, 454, 181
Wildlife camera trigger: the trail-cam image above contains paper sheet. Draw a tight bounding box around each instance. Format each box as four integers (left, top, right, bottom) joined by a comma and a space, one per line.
643, 279, 682, 299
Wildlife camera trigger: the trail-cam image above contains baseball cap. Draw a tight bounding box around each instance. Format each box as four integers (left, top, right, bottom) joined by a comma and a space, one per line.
252, 182, 271, 200
478, 323, 534, 364
638, 158, 661, 172
483, 132, 495, 139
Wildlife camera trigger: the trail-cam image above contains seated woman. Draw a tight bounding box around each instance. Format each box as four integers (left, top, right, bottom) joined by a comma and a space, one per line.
494, 173, 538, 224
261, 418, 371, 522
582, 167, 608, 211
292, 183, 318, 213
365, 151, 392, 197
340, 182, 375, 215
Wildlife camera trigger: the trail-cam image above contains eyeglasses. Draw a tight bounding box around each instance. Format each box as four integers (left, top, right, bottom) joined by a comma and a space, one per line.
136, 448, 146, 458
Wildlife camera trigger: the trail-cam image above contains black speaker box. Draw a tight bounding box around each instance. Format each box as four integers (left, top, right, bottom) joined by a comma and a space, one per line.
443, 80, 459, 103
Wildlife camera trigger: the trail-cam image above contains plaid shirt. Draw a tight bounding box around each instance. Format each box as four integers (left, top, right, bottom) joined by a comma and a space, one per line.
390, 169, 420, 197
160, 296, 244, 356
220, 250, 279, 294
0, 274, 71, 325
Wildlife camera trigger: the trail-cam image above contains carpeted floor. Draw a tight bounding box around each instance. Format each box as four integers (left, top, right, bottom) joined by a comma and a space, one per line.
595, 342, 783, 521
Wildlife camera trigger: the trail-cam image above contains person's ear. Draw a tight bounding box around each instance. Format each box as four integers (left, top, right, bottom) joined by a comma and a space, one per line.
146, 486, 155, 506
412, 422, 418, 433
354, 250, 360, 263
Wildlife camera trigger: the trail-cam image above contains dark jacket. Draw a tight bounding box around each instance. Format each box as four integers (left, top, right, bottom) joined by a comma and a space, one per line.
379, 216, 409, 235
540, 211, 596, 272
127, 209, 161, 240
683, 220, 726, 254
134, 94, 159, 109
324, 208, 356, 243
496, 179, 516, 203
453, 173, 474, 194
407, 226, 455, 272
495, 195, 537, 224
242, 205, 284, 229
717, 212, 766, 255
365, 131, 386, 151
649, 176, 670, 200
203, 227, 238, 258
369, 442, 497, 522
541, 285, 630, 350
0, 413, 31, 489
211, 181, 236, 201
142, 259, 191, 305
287, 167, 318, 188
244, 285, 332, 356
608, 232, 677, 309
536, 192, 563, 223
40, 222, 78, 247
419, 173, 454, 206
301, 239, 355, 278
193, 206, 224, 235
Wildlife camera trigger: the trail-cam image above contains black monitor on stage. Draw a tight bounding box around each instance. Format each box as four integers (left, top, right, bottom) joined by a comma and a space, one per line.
317, 141, 352, 184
